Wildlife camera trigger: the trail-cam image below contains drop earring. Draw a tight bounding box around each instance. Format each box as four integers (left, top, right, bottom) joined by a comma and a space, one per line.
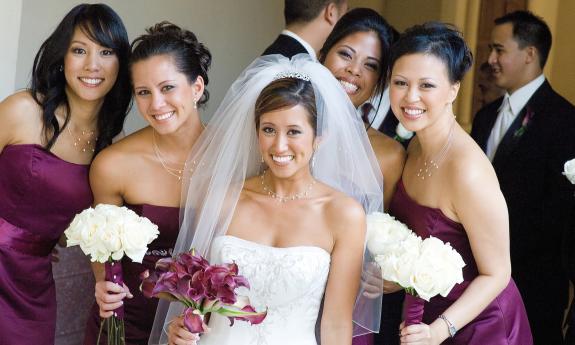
193, 98, 197, 109
59, 65, 63, 72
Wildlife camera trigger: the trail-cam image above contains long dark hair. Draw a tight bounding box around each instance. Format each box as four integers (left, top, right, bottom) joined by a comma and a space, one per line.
319, 8, 395, 107
30, 3, 131, 155
130, 22, 212, 108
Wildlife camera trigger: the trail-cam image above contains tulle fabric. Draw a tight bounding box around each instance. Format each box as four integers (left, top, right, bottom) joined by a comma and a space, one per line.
149, 54, 384, 344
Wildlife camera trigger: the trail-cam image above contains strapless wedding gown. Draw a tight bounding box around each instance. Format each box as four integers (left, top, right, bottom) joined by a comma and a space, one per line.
198, 235, 331, 345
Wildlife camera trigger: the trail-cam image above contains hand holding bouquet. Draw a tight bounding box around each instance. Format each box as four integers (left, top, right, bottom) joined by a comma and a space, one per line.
366, 212, 465, 325
141, 250, 267, 335
65, 204, 159, 345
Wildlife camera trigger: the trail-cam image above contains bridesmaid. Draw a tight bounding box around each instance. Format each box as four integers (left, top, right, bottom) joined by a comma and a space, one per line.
388, 23, 532, 344
0, 4, 131, 344
320, 8, 405, 345
83, 22, 211, 345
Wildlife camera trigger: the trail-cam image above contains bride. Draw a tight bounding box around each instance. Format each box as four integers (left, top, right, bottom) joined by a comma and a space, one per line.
150, 55, 384, 345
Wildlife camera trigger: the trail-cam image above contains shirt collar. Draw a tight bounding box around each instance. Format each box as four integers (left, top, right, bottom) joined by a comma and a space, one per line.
506, 74, 545, 116
281, 29, 317, 60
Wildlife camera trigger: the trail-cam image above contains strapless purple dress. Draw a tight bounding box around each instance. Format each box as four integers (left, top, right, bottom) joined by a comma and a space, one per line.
84, 203, 179, 345
0, 144, 93, 344
389, 180, 532, 344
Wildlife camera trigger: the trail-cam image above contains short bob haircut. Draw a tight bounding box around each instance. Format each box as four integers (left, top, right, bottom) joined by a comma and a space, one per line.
30, 3, 131, 155
389, 22, 473, 84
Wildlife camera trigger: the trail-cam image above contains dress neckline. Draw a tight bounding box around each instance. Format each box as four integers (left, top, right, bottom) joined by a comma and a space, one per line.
397, 178, 461, 226
124, 202, 179, 210
218, 235, 331, 257
3, 143, 90, 167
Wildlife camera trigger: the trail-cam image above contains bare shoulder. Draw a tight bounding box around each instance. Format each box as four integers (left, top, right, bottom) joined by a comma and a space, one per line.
0, 91, 41, 115
445, 131, 499, 194
90, 128, 150, 181
369, 131, 406, 165
323, 187, 366, 229
0, 91, 43, 140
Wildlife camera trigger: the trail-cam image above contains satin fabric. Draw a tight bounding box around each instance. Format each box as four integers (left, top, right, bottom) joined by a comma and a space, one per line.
0, 144, 92, 344
388, 179, 533, 345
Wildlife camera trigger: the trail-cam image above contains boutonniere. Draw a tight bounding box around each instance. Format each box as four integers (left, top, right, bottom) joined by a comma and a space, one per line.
393, 123, 414, 143
513, 107, 535, 138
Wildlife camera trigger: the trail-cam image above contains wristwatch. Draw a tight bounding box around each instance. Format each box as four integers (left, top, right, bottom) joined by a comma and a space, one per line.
438, 314, 457, 338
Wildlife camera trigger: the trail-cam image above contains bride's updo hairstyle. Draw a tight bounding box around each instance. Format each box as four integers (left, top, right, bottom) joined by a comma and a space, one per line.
254, 77, 318, 135
130, 21, 212, 108
389, 22, 473, 84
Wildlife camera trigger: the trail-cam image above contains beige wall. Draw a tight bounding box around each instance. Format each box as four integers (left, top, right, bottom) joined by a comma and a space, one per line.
382, 0, 442, 32
349, 0, 384, 12
0, 0, 23, 101
530, 0, 575, 104
552, 1, 575, 104
13, 0, 284, 133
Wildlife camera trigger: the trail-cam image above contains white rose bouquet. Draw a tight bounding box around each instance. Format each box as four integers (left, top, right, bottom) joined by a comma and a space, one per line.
563, 158, 575, 184
366, 212, 465, 325
64, 203, 159, 345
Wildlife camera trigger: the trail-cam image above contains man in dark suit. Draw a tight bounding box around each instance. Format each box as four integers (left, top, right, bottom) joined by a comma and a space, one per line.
471, 11, 575, 344
262, 0, 347, 59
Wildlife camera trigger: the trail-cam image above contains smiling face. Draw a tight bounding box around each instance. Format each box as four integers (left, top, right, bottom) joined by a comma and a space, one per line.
131, 54, 203, 134
258, 105, 316, 179
389, 53, 459, 132
488, 23, 532, 93
323, 30, 382, 107
63, 26, 119, 105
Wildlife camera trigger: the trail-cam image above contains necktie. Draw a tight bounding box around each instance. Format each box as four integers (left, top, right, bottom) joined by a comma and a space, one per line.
361, 103, 373, 125
486, 96, 514, 161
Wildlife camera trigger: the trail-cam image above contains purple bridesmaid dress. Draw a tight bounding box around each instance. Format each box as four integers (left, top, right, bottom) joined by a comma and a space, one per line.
84, 203, 179, 345
388, 180, 533, 345
0, 144, 93, 344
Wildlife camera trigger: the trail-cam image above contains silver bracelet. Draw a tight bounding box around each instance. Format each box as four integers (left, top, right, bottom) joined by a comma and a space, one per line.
438, 314, 457, 338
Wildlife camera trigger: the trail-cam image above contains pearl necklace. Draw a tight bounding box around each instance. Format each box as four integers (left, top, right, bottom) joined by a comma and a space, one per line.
416, 120, 455, 180
260, 170, 316, 203
66, 123, 96, 153
152, 130, 186, 181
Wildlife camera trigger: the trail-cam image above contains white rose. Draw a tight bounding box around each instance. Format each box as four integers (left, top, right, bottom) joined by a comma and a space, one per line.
65, 208, 94, 246
410, 237, 465, 301
77, 211, 108, 260
366, 212, 414, 256
120, 217, 159, 263
373, 233, 421, 286
563, 158, 575, 184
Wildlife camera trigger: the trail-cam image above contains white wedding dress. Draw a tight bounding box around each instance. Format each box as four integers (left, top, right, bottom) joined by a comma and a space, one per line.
198, 235, 331, 345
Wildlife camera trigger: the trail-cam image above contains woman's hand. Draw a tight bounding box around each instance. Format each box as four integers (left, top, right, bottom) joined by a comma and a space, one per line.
361, 263, 403, 298
168, 315, 201, 345
399, 321, 441, 345
94, 281, 133, 318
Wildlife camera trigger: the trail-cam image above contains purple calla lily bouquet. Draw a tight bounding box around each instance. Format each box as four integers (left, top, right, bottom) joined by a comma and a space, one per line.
140, 250, 267, 334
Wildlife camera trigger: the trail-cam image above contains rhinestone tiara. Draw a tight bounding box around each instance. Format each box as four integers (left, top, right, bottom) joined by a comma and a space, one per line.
272, 70, 311, 82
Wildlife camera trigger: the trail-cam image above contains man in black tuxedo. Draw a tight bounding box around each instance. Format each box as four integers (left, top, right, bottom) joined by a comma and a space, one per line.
262, 0, 347, 59
471, 11, 575, 344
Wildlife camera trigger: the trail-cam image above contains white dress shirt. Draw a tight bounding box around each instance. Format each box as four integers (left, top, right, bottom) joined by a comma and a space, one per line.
281, 30, 317, 61
485, 74, 545, 161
